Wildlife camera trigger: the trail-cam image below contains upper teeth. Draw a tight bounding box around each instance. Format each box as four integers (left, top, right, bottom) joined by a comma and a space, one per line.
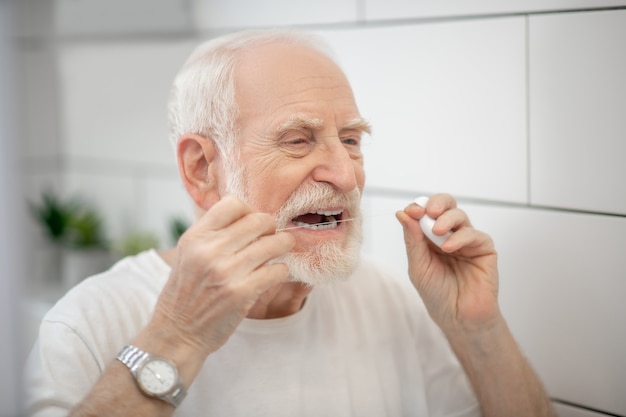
292, 209, 343, 230
316, 209, 342, 216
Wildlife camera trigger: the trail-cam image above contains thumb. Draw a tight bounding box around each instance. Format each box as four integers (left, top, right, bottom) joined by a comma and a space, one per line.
395, 210, 431, 262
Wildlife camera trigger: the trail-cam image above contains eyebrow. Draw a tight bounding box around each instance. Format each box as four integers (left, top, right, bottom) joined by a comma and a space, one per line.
277, 114, 324, 134
276, 113, 372, 135
341, 117, 372, 135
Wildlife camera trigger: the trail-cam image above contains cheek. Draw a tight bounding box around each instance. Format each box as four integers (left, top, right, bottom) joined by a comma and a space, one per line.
354, 160, 366, 188
244, 166, 305, 212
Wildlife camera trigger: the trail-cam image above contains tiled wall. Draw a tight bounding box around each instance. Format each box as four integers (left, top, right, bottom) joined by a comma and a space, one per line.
16, 1, 626, 416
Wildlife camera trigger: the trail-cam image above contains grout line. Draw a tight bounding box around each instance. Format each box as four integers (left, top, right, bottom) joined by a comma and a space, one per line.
20, 155, 178, 179
364, 187, 626, 219
14, 6, 626, 45
551, 398, 625, 417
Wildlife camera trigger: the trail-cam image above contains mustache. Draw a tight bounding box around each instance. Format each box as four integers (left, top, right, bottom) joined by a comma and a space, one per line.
275, 183, 361, 228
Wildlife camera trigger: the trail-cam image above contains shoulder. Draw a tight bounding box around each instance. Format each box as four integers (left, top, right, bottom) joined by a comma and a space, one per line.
41, 250, 169, 364
24, 251, 171, 414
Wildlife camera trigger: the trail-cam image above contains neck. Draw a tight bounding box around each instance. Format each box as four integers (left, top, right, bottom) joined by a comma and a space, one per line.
247, 281, 312, 319
158, 248, 312, 320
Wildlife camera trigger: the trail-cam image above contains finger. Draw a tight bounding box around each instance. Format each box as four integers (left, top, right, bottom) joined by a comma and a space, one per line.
396, 211, 443, 282
440, 226, 495, 256
431, 207, 472, 236
211, 212, 279, 254
234, 232, 296, 272
246, 262, 292, 295
178, 230, 294, 284
421, 193, 457, 218
197, 196, 253, 231
403, 193, 457, 221
396, 210, 430, 252
193, 231, 294, 286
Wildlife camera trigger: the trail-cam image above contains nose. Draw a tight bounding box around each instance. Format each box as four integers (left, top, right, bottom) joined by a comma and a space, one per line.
310, 139, 360, 193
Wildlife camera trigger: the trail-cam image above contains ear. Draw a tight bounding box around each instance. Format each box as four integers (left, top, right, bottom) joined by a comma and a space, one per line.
176, 134, 221, 210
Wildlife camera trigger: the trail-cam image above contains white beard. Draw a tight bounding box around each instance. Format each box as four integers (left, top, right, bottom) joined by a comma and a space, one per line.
223, 158, 362, 286
273, 182, 363, 286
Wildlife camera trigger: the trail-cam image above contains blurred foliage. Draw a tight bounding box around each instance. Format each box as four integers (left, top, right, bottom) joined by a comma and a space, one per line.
29, 189, 108, 249
30, 190, 193, 255
169, 216, 190, 245
29, 190, 73, 241
114, 231, 160, 257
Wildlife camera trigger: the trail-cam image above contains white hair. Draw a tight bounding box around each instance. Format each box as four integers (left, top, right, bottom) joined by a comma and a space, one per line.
167, 29, 337, 163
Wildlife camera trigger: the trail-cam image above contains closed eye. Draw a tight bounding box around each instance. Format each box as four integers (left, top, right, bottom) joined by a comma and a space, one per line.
287, 138, 309, 145
279, 134, 314, 158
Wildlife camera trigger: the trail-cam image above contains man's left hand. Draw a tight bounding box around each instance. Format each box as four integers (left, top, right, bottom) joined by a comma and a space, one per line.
396, 193, 500, 333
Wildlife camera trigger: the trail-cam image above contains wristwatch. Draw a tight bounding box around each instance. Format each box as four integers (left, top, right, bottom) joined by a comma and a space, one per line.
116, 344, 187, 408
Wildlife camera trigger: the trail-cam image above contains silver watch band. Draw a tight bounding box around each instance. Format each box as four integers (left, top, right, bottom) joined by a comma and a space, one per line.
116, 344, 187, 408
117, 344, 150, 372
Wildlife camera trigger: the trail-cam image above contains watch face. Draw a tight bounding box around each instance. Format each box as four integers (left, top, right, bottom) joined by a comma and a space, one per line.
137, 359, 177, 396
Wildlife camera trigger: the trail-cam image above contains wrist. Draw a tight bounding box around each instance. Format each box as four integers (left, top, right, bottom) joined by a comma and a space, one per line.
444, 312, 511, 352
434, 292, 503, 333
131, 319, 208, 389
116, 344, 187, 408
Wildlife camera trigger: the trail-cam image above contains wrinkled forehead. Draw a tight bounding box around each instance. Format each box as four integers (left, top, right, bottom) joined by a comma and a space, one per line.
236, 41, 353, 94
233, 41, 360, 128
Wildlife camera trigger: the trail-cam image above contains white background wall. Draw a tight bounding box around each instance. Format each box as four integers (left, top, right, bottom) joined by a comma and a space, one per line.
14, 1, 626, 416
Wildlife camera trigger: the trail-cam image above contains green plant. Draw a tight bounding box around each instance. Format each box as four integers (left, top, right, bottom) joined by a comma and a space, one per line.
114, 231, 160, 257
29, 189, 108, 250
66, 207, 108, 249
29, 190, 74, 242
169, 216, 190, 245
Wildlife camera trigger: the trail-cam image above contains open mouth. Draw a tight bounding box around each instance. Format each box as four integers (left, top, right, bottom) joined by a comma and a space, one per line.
291, 209, 344, 230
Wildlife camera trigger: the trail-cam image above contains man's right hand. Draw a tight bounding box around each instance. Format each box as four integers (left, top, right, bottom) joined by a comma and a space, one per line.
67, 197, 294, 417
148, 196, 295, 361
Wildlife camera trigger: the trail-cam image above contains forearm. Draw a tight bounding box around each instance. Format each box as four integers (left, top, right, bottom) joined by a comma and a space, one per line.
445, 316, 555, 417
68, 362, 173, 417
68, 322, 205, 417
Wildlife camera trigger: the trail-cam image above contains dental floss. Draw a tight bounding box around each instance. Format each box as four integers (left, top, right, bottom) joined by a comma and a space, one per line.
276, 212, 392, 232
276, 217, 360, 232
414, 196, 452, 248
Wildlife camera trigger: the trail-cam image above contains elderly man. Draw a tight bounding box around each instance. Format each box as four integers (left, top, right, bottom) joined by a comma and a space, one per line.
24, 30, 555, 417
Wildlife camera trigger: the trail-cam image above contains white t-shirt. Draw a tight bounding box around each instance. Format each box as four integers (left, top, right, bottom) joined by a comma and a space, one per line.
24, 250, 480, 417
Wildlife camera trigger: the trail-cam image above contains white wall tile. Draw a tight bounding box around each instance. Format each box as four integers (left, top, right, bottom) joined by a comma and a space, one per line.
191, 0, 359, 30
137, 175, 194, 249
529, 10, 626, 215
17, 0, 192, 39
18, 47, 61, 159
364, 0, 626, 21
62, 163, 191, 251
361, 193, 626, 415
463, 203, 626, 416
318, 18, 528, 203
57, 40, 196, 166
56, 0, 191, 35
361, 192, 410, 279
62, 168, 139, 245
14, 0, 56, 39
